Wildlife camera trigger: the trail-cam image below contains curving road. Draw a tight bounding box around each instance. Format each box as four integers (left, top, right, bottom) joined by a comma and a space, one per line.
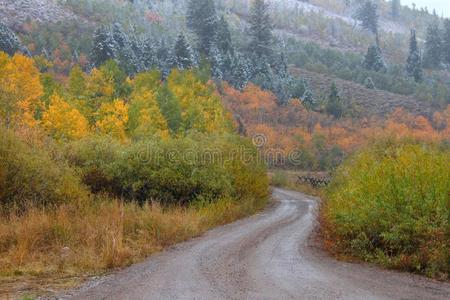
63, 189, 450, 300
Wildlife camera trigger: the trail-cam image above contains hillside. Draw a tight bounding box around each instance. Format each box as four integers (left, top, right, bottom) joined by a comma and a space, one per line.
0, 0, 78, 28
291, 67, 434, 117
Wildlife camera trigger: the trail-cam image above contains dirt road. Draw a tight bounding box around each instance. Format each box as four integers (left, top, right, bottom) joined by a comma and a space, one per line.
63, 189, 450, 300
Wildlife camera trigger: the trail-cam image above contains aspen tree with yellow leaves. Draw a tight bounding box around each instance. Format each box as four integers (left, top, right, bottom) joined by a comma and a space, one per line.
42, 93, 90, 140
0, 52, 43, 127
95, 99, 129, 141
128, 89, 169, 139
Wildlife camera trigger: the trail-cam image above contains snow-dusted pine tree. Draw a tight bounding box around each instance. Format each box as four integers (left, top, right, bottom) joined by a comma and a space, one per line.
442, 20, 450, 67
406, 29, 423, 82
210, 45, 224, 80
355, 1, 379, 35
363, 45, 386, 72
230, 54, 250, 90
141, 38, 157, 71
186, 0, 218, 56
173, 33, 194, 70
364, 77, 376, 89
0, 22, 22, 56
248, 0, 274, 59
423, 22, 442, 69
92, 25, 117, 67
302, 87, 316, 109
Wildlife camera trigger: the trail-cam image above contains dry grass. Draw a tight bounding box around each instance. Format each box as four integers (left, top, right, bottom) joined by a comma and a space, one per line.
0, 195, 267, 299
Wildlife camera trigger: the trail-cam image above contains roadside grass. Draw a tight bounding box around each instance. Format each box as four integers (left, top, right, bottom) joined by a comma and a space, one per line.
322, 139, 450, 280
0, 126, 270, 298
0, 194, 267, 298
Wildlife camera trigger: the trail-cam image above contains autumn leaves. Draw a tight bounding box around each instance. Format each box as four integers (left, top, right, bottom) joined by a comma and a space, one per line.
0, 52, 231, 142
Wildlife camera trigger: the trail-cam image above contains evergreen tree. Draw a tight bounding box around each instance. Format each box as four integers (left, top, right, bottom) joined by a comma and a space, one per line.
141, 37, 157, 71
423, 22, 442, 69
248, 0, 274, 59
91, 25, 117, 67
302, 86, 316, 109
355, 1, 379, 35
186, 0, 218, 56
230, 54, 250, 90
364, 77, 376, 89
289, 78, 308, 100
442, 19, 450, 66
112, 23, 128, 50
251, 54, 274, 90
363, 45, 386, 72
210, 45, 224, 80
173, 33, 194, 70
326, 82, 343, 119
273, 52, 289, 79
216, 16, 234, 56
156, 39, 171, 78
391, 0, 401, 20
406, 29, 423, 82
0, 22, 22, 56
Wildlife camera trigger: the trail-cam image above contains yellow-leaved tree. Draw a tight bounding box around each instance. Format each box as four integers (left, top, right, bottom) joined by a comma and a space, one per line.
42, 94, 90, 140
0, 52, 44, 127
95, 99, 129, 141
128, 89, 169, 139
167, 70, 230, 134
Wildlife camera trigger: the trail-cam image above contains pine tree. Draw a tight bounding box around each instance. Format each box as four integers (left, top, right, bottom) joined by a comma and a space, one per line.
391, 0, 401, 20
230, 54, 250, 90
216, 16, 234, 56
111, 23, 138, 74
210, 44, 224, 80
326, 82, 343, 119
364, 77, 376, 89
363, 45, 386, 72
289, 78, 308, 100
186, 0, 218, 56
442, 19, 450, 66
423, 22, 442, 69
248, 0, 274, 59
302, 86, 316, 109
156, 39, 171, 78
273, 52, 289, 79
173, 33, 194, 70
406, 29, 423, 82
355, 1, 379, 35
91, 25, 117, 67
0, 22, 22, 56
141, 37, 157, 71
112, 23, 128, 50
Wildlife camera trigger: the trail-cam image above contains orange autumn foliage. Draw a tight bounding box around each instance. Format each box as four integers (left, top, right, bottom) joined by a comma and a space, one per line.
222, 84, 450, 167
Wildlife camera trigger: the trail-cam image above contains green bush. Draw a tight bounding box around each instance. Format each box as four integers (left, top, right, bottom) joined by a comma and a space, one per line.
0, 127, 89, 211
271, 170, 288, 187
66, 133, 269, 205
324, 139, 450, 278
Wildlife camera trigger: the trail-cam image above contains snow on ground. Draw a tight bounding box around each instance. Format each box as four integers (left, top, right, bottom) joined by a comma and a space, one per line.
0, 0, 78, 27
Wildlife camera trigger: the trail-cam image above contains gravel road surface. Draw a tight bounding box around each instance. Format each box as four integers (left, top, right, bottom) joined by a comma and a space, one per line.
62, 188, 450, 300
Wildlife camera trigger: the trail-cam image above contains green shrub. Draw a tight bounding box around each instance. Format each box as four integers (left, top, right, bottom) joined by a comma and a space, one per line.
324, 139, 450, 278
0, 127, 89, 211
65, 133, 269, 205
271, 170, 288, 187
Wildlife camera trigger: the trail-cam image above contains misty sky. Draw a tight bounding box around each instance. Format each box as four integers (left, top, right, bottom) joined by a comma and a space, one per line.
402, 0, 450, 17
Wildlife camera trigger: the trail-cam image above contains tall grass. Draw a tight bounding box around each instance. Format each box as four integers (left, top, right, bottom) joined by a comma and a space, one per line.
323, 139, 450, 279
0, 126, 269, 297
0, 195, 267, 280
